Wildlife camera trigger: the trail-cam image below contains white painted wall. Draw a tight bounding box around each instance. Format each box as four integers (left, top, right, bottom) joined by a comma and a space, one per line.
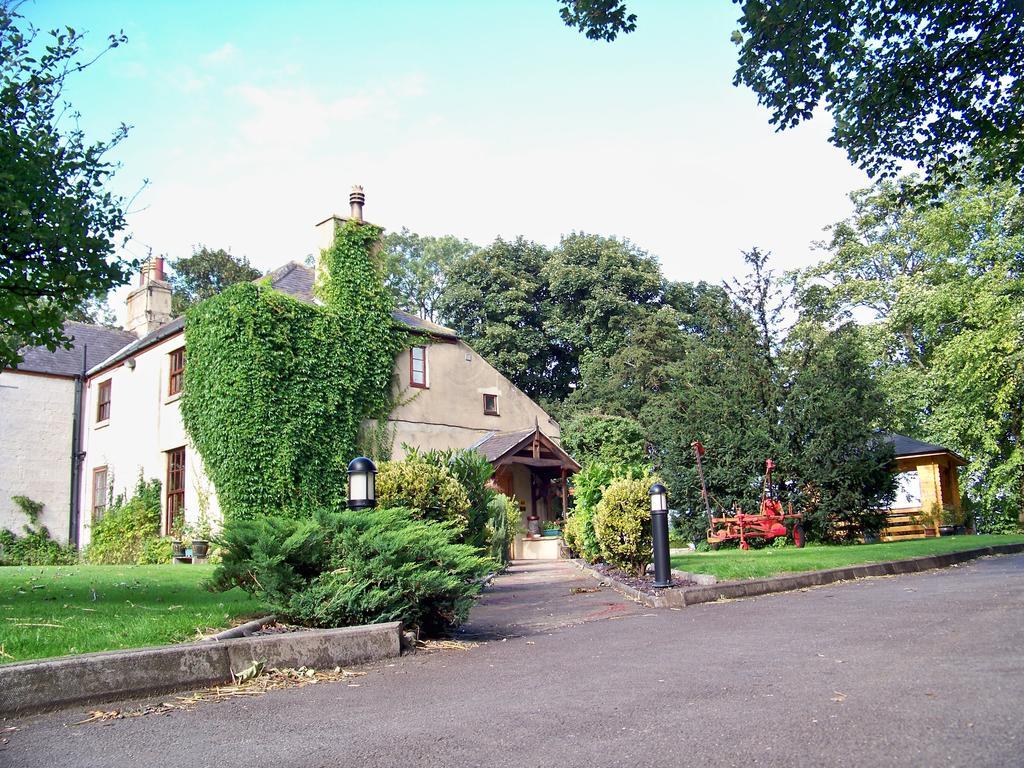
79, 331, 217, 545
0, 371, 75, 543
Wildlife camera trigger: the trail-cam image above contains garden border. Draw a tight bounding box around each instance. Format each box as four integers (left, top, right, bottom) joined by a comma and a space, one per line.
0, 620, 402, 717
573, 542, 1024, 609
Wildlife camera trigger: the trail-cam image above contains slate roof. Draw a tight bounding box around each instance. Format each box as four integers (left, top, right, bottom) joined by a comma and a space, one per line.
10, 322, 137, 378
85, 261, 459, 376
469, 428, 581, 470
884, 433, 967, 465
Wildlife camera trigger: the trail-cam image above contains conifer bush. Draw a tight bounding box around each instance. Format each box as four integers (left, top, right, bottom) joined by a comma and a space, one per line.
211, 507, 492, 634
592, 476, 654, 576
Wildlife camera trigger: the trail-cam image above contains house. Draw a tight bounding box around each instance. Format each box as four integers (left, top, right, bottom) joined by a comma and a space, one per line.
70, 189, 577, 556
0, 322, 136, 544
879, 433, 968, 541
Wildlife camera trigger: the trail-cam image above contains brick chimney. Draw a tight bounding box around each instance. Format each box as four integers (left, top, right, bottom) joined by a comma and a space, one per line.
125, 256, 173, 338
315, 185, 366, 251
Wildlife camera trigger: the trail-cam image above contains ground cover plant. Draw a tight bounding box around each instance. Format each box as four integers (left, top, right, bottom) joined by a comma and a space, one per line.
669, 534, 1024, 582
0, 564, 267, 664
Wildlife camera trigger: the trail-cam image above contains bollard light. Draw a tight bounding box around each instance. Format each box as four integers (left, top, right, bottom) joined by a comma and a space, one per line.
347, 457, 377, 510
649, 483, 672, 588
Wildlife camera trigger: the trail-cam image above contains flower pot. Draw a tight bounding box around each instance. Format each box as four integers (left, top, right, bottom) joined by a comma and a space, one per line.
192, 539, 209, 558
171, 540, 186, 558
938, 525, 955, 537
543, 529, 560, 537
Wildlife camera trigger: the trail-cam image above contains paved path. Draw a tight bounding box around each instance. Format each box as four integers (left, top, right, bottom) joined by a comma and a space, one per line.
3, 556, 1023, 767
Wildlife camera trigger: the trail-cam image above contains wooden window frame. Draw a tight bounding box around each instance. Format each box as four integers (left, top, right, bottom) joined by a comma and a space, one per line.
96, 380, 112, 422
483, 393, 499, 416
92, 466, 108, 521
168, 347, 185, 397
166, 447, 186, 534
410, 345, 428, 389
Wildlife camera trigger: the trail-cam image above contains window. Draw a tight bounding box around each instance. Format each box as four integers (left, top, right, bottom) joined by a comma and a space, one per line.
166, 447, 186, 532
483, 393, 499, 416
96, 380, 111, 422
168, 347, 185, 396
92, 466, 108, 521
410, 346, 428, 388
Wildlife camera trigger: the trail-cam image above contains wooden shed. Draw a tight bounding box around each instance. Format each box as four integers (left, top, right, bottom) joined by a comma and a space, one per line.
880, 434, 968, 541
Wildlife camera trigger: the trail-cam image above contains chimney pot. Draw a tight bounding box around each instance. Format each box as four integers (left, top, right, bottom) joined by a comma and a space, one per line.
349, 185, 365, 222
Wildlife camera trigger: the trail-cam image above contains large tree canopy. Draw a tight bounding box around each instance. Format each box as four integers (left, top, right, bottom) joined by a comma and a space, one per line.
169, 246, 261, 315
0, 3, 133, 369
560, 0, 1024, 186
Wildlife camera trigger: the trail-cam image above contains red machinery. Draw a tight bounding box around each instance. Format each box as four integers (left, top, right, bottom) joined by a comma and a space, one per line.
692, 441, 804, 550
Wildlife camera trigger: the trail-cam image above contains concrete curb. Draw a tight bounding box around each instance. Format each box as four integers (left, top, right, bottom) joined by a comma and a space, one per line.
0, 621, 403, 717
573, 542, 1024, 610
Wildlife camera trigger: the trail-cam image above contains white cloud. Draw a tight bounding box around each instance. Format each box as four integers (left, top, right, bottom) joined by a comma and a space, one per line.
201, 42, 238, 66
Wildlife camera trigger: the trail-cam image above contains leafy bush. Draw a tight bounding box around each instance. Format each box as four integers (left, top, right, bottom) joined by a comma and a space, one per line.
561, 414, 647, 466
593, 477, 654, 577
0, 496, 77, 566
85, 477, 165, 565
376, 455, 471, 530
565, 462, 648, 562
139, 536, 174, 564
211, 507, 492, 635
485, 492, 518, 564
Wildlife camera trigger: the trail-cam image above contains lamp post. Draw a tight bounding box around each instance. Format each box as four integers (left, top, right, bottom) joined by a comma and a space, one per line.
649, 483, 672, 588
347, 457, 377, 510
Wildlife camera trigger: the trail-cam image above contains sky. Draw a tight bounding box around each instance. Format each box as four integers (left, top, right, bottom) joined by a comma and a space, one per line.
27, 0, 871, 315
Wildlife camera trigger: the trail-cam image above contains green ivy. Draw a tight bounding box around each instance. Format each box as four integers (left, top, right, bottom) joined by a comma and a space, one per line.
181, 220, 406, 521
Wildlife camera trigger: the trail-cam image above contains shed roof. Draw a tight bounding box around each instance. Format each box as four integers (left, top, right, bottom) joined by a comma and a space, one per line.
885, 433, 967, 465
470, 427, 581, 472
8, 322, 137, 378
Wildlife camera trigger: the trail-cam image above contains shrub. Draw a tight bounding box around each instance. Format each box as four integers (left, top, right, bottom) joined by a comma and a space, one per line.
566, 462, 648, 563
376, 455, 471, 530
593, 477, 654, 577
0, 496, 77, 566
85, 476, 164, 564
211, 507, 492, 635
485, 493, 518, 564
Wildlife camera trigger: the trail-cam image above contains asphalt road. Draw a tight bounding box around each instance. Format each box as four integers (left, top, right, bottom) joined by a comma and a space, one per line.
3, 556, 1023, 768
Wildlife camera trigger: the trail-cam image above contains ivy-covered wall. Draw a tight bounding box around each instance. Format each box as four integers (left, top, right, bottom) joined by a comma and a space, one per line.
181, 220, 406, 520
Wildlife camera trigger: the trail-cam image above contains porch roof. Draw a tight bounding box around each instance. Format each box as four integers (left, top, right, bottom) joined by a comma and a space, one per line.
885, 433, 968, 466
470, 428, 581, 472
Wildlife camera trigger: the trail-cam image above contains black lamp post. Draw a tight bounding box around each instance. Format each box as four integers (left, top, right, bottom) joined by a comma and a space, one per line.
650, 483, 672, 588
347, 457, 377, 510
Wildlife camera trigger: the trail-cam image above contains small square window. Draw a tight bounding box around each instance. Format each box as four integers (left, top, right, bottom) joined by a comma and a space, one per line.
96, 380, 111, 422
483, 393, 499, 416
410, 346, 428, 388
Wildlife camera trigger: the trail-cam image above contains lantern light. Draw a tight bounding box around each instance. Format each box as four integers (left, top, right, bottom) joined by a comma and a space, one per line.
649, 483, 669, 514
649, 483, 672, 588
347, 456, 377, 510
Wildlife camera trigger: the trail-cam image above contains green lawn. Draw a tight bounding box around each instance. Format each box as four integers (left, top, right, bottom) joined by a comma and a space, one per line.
0, 564, 268, 665
670, 534, 1024, 581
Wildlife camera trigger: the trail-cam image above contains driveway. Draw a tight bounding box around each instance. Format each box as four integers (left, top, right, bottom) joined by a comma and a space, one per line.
3, 556, 1023, 767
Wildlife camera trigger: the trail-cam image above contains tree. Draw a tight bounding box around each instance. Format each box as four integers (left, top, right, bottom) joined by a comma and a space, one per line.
168, 246, 262, 315
560, 1, 1024, 186
799, 176, 1024, 531
0, 3, 133, 369
381, 228, 477, 321
436, 237, 563, 401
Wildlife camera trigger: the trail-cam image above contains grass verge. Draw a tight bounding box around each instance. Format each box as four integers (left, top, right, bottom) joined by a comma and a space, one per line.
670, 534, 1024, 581
0, 564, 267, 665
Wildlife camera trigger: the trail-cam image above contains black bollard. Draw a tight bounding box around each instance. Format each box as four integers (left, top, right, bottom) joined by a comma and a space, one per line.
649, 483, 672, 588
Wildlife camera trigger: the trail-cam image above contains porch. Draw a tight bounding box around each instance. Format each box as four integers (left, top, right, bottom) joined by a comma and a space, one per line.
471, 427, 581, 560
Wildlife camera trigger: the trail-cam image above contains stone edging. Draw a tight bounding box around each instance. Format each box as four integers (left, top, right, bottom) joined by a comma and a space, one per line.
0, 621, 403, 717
573, 542, 1024, 610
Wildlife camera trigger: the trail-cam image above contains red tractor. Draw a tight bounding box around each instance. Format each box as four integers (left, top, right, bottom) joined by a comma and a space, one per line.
692, 441, 804, 550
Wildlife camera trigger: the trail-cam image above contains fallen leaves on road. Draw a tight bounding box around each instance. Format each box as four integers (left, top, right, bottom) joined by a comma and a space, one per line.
570, 586, 602, 595
416, 639, 478, 652
70, 665, 367, 726
831, 691, 847, 703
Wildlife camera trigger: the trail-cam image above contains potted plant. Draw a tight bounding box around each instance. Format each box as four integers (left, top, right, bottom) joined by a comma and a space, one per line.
543, 518, 562, 537
170, 512, 186, 558
939, 506, 966, 536
189, 510, 212, 558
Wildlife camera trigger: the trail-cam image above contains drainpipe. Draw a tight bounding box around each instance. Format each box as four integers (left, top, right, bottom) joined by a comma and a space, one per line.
68, 344, 86, 549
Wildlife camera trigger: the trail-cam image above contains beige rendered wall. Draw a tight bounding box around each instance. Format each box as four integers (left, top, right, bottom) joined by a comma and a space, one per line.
387, 338, 561, 459
79, 331, 218, 545
0, 371, 75, 543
